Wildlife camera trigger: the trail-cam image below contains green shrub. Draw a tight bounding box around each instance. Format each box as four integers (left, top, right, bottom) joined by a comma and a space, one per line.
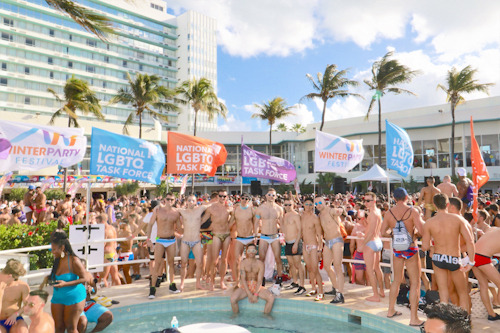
45, 189, 66, 200
8, 188, 27, 202
115, 181, 139, 197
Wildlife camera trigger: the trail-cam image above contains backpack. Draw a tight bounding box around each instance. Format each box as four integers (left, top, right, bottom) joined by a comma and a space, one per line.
396, 284, 410, 305
390, 208, 412, 251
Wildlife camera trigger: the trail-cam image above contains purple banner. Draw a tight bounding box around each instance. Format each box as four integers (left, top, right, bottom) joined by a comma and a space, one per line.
241, 144, 296, 183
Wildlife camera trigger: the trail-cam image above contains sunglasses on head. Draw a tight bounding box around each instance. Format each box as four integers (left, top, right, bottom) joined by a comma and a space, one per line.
219, 195, 227, 198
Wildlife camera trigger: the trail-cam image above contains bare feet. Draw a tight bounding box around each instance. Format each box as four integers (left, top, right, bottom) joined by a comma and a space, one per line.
179, 282, 184, 291
196, 284, 206, 290
209, 283, 214, 291
378, 290, 385, 298
365, 295, 381, 302
220, 281, 228, 290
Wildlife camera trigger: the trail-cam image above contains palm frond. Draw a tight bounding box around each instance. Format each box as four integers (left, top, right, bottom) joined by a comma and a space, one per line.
122, 112, 135, 136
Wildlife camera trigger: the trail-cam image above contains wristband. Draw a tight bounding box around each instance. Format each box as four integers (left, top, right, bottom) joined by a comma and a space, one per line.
253, 292, 258, 296
467, 261, 475, 267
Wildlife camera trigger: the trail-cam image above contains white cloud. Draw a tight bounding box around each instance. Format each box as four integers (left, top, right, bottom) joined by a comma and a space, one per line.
169, 0, 500, 61
277, 103, 315, 128
219, 114, 252, 132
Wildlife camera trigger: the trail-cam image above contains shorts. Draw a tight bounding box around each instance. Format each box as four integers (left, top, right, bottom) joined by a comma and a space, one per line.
85, 303, 109, 323
285, 241, 302, 256
352, 251, 365, 271
381, 249, 392, 274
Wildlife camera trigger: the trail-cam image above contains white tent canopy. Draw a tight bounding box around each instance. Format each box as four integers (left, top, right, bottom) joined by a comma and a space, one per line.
351, 164, 403, 183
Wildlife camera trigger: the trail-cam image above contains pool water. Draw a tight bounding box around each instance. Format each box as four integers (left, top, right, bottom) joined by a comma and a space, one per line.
103, 309, 380, 333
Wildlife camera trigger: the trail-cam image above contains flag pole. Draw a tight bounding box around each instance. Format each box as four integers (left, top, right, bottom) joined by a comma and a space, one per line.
313, 173, 317, 196
84, 179, 91, 271
240, 135, 243, 195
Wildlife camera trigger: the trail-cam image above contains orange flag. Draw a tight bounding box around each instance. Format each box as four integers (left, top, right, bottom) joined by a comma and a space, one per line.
167, 132, 227, 177
470, 116, 489, 221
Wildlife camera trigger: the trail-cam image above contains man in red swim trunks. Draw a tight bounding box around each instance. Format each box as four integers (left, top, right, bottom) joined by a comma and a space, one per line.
33, 187, 46, 224
381, 188, 425, 327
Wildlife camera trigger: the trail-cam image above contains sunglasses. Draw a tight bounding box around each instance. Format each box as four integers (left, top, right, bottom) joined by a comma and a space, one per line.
219, 195, 227, 198
315, 202, 323, 206
364, 199, 374, 203
241, 198, 249, 200
165, 198, 175, 201
304, 203, 313, 206
26, 302, 35, 307
246, 249, 257, 253
267, 193, 276, 197
284, 204, 292, 206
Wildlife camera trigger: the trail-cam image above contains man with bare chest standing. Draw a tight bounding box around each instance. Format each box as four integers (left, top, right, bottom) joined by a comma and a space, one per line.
418, 177, 441, 220
229, 193, 256, 284
255, 188, 284, 286
316, 198, 345, 304
282, 198, 305, 295
178, 195, 210, 291
203, 189, 232, 290
147, 194, 181, 298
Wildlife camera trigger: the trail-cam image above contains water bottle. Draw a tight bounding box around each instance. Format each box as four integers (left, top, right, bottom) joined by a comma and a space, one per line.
171, 316, 178, 328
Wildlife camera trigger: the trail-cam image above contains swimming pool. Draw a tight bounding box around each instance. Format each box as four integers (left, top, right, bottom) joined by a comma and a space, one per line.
103, 297, 418, 333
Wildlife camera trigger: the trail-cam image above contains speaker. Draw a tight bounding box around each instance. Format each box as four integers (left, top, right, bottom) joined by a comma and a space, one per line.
334, 177, 347, 194
251, 181, 262, 196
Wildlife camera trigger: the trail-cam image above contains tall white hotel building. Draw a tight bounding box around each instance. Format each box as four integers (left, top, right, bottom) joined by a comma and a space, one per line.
0, 0, 217, 143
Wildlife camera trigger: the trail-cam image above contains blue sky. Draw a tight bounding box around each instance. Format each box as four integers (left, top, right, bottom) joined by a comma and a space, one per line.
169, 1, 500, 132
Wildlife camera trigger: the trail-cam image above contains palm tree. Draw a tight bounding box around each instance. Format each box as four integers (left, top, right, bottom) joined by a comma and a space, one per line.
291, 123, 306, 133
175, 77, 227, 136
47, 76, 104, 191
437, 66, 494, 176
45, 0, 114, 40
110, 73, 178, 138
275, 123, 288, 132
364, 51, 420, 165
251, 97, 295, 155
302, 64, 362, 131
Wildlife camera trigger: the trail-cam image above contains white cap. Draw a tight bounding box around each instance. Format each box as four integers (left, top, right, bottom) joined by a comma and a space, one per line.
457, 168, 467, 177
0, 204, 7, 209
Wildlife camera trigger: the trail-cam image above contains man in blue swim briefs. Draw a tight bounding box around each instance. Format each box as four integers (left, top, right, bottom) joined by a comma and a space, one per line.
147, 193, 182, 298
0, 258, 29, 333
422, 193, 475, 312
361, 192, 384, 303
381, 187, 425, 327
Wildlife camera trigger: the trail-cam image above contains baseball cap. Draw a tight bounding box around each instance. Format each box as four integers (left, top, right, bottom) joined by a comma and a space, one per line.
393, 187, 409, 201
28, 185, 35, 190
457, 168, 467, 177
0, 204, 6, 209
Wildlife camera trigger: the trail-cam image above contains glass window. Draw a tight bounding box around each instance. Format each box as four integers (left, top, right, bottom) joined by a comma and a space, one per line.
3, 18, 13, 27
87, 39, 97, 47
465, 136, 481, 152
308, 150, 314, 173
24, 97, 30, 105
1, 63, 6, 71
49, 29, 54, 37
437, 138, 449, 153
24, 67, 29, 75
1, 32, 13, 42
25, 38, 35, 46
0, 78, 7, 86
123, 60, 127, 67
49, 71, 54, 79
86, 65, 95, 73
68, 61, 73, 68
48, 57, 53, 65
104, 56, 109, 63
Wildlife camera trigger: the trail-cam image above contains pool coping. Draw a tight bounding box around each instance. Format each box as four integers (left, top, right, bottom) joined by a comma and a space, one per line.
111, 296, 418, 332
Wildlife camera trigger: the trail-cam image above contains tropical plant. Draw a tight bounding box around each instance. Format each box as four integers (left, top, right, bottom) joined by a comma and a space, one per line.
45, 0, 114, 40
437, 66, 494, 176
114, 181, 140, 197
8, 188, 27, 202
251, 97, 295, 155
275, 123, 288, 132
302, 64, 362, 131
45, 189, 66, 200
48, 76, 104, 191
291, 123, 306, 133
175, 77, 227, 136
364, 51, 420, 165
316, 172, 337, 194
110, 73, 178, 138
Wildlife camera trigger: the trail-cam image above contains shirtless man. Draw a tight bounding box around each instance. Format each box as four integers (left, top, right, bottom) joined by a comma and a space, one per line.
362, 192, 384, 302
56, 195, 73, 225
418, 177, 441, 220
301, 197, 323, 301
23, 290, 54, 333
98, 215, 121, 288
178, 195, 210, 291
254, 188, 284, 286
315, 197, 345, 304
7, 209, 21, 226
0, 259, 29, 333
282, 198, 305, 295
117, 222, 134, 284
202, 189, 232, 290
147, 194, 181, 298
472, 227, 500, 320
0, 207, 9, 225
422, 193, 475, 312
456, 168, 473, 214
381, 188, 425, 327
23, 186, 35, 224
437, 175, 459, 198
33, 187, 46, 224
476, 210, 491, 234
230, 244, 275, 314
229, 193, 256, 284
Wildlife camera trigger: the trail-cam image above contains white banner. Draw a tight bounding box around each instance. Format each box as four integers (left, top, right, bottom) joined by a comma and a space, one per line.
314, 131, 364, 173
0, 120, 86, 173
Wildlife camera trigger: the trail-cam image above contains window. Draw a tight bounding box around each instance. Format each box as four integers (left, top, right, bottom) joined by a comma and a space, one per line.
87, 39, 97, 47
122, 72, 127, 79
123, 60, 127, 67
49, 29, 54, 37
24, 67, 29, 75
3, 18, 13, 27
25, 38, 35, 46
1, 32, 13, 42
24, 97, 30, 105
103, 81, 107, 88
86, 65, 95, 73
48, 57, 53, 65
69, 34, 72, 41
68, 61, 73, 68
308, 150, 314, 173
0, 78, 7, 86
104, 56, 109, 63
1, 63, 6, 71
49, 71, 54, 79
137, 52, 144, 59
139, 64, 143, 71
168, 60, 172, 66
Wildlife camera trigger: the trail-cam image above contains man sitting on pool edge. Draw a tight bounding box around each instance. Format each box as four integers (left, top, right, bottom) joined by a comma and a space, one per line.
230, 244, 275, 314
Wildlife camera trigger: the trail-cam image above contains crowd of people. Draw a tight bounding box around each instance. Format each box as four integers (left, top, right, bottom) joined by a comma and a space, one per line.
1, 167, 500, 332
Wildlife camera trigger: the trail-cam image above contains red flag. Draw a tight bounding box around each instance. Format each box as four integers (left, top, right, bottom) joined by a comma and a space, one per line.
470, 117, 489, 221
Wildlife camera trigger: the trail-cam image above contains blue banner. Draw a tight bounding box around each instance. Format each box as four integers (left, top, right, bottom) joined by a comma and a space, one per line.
385, 120, 413, 177
90, 128, 165, 184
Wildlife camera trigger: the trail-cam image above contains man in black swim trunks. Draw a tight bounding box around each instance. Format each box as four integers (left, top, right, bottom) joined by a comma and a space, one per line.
422, 193, 475, 312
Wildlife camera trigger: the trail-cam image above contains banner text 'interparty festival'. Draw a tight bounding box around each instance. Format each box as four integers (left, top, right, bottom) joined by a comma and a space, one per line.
314, 131, 364, 173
